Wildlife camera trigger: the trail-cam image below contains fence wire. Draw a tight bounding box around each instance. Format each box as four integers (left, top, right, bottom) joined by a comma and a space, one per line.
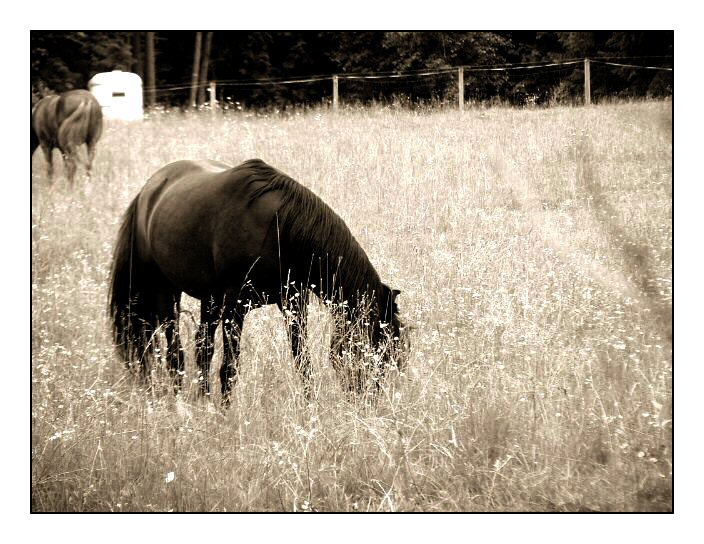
144, 57, 673, 107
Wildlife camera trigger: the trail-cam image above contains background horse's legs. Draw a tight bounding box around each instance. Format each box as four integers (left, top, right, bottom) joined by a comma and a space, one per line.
62, 150, 77, 185
220, 304, 246, 407
278, 296, 312, 399
40, 144, 54, 180
195, 296, 220, 397
86, 141, 98, 176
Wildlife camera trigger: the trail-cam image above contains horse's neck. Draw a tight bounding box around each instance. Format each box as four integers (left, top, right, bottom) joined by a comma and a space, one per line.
340, 289, 380, 323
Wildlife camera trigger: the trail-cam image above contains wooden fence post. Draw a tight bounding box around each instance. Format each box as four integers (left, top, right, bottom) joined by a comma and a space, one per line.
332, 75, 339, 110
584, 58, 591, 105
145, 32, 156, 108
198, 31, 213, 106
190, 32, 202, 108
458, 66, 464, 111
208, 81, 218, 116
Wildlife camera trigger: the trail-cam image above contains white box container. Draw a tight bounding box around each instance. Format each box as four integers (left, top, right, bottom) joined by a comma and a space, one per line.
89, 70, 143, 121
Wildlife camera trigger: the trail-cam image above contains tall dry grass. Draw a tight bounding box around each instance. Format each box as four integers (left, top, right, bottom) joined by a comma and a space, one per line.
31, 100, 672, 511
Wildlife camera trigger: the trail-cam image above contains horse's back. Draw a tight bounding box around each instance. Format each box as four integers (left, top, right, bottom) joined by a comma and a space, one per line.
136, 160, 227, 229
146, 159, 231, 183
136, 159, 283, 299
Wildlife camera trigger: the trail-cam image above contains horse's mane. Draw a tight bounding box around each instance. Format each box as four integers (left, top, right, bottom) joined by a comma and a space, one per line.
241, 159, 383, 307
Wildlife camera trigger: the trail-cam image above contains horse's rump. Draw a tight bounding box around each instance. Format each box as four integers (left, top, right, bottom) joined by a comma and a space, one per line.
31, 90, 103, 181
32, 95, 61, 149
55, 90, 103, 153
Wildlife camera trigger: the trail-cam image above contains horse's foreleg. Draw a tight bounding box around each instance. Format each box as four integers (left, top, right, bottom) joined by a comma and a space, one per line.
330, 313, 364, 394
195, 297, 220, 397
220, 305, 245, 407
279, 297, 312, 399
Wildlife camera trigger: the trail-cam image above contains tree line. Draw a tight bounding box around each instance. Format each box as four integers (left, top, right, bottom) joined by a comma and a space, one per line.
30, 31, 673, 108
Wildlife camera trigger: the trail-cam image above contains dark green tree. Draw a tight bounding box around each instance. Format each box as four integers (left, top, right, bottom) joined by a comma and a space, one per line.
31, 31, 134, 102
550, 31, 672, 101
31, 31, 672, 108
603, 31, 673, 96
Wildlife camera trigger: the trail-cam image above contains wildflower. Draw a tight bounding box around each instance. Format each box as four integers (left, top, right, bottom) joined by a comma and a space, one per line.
449, 426, 458, 448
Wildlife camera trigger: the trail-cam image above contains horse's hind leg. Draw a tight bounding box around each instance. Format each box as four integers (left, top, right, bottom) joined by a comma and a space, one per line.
63, 151, 77, 186
163, 295, 185, 393
86, 141, 98, 176
220, 303, 246, 407
195, 297, 220, 397
40, 144, 54, 181
149, 287, 183, 394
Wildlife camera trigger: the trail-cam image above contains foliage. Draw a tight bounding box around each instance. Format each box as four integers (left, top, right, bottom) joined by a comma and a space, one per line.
31, 32, 134, 102
550, 31, 674, 100
30, 31, 673, 106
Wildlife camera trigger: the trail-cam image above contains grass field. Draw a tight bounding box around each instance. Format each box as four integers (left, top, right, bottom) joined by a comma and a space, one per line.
31, 100, 672, 512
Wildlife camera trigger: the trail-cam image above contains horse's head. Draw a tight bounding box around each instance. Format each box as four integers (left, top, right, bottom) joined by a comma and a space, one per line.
375, 283, 411, 373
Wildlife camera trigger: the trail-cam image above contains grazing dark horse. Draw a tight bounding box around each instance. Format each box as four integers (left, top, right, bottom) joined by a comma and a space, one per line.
31, 90, 103, 184
109, 158, 407, 404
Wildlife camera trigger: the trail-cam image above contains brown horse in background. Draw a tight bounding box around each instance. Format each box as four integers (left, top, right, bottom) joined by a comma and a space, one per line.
31, 90, 103, 184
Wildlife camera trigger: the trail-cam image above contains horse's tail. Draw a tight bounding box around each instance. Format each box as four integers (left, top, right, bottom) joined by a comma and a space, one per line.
109, 195, 152, 366
31, 109, 39, 157
57, 101, 89, 154
84, 95, 103, 148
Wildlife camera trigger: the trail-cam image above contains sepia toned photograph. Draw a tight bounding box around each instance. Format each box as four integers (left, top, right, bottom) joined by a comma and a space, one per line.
31, 29, 672, 514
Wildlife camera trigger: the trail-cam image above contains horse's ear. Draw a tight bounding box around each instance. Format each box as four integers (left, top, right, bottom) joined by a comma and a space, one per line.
382, 283, 401, 301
